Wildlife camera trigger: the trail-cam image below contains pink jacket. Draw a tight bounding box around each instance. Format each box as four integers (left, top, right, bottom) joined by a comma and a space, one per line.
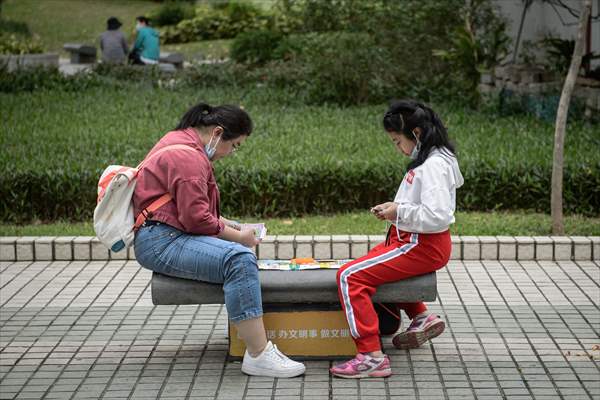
133, 128, 225, 235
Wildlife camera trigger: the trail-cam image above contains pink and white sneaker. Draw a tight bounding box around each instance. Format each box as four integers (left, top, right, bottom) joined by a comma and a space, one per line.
392, 313, 445, 349
330, 353, 391, 379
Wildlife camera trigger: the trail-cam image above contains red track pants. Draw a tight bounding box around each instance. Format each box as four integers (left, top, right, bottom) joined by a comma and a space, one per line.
336, 227, 451, 353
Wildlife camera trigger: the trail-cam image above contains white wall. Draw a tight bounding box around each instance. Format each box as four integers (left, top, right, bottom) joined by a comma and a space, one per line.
495, 0, 599, 67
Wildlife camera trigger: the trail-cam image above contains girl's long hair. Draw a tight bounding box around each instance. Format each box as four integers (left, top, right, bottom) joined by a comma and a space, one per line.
383, 99, 456, 170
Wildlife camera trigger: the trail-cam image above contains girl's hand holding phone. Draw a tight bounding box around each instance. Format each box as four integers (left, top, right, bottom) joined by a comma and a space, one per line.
371, 202, 395, 220
371, 202, 398, 221
370, 206, 385, 220
380, 203, 398, 221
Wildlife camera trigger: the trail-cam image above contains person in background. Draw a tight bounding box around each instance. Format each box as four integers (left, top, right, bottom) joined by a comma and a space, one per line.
99, 17, 128, 64
129, 16, 160, 65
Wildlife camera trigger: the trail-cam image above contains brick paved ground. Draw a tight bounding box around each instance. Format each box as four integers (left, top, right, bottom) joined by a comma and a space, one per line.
0, 260, 598, 400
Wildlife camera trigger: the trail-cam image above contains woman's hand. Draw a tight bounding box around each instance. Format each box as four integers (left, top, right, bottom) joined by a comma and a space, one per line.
239, 228, 260, 248
220, 216, 241, 231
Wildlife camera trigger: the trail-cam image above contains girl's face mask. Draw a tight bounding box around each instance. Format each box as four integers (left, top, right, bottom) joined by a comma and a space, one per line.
410, 130, 421, 160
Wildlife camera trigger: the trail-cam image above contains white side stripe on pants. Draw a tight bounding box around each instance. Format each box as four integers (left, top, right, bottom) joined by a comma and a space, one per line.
340, 233, 419, 338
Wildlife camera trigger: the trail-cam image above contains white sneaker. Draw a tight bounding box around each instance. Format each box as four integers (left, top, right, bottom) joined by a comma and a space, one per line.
241, 341, 306, 378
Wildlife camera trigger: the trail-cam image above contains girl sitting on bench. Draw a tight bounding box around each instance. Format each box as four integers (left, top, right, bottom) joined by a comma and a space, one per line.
331, 100, 463, 378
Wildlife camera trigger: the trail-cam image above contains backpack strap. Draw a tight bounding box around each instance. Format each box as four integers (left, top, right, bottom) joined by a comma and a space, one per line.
136, 144, 198, 170
134, 143, 200, 230
134, 193, 172, 230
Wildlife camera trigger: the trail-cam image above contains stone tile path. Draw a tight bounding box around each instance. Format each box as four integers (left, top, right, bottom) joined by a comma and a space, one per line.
0, 260, 598, 399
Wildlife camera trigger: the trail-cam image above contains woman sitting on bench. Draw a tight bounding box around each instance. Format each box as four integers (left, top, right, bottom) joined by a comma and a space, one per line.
133, 102, 305, 378
331, 100, 463, 379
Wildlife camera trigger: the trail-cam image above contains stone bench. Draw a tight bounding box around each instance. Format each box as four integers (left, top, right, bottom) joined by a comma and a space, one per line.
63, 43, 97, 64
154, 268, 437, 359
159, 52, 184, 69
152, 269, 437, 304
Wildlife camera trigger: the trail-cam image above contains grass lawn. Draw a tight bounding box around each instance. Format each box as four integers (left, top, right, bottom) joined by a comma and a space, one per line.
162, 39, 232, 61
2, 0, 162, 54
3, 85, 598, 173
1, 212, 599, 237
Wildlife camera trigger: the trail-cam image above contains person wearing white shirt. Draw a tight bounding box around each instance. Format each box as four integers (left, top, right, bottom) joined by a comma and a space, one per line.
331, 100, 463, 379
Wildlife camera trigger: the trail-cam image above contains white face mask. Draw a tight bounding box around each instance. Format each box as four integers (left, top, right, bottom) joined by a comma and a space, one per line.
135, 23, 143, 31
205, 134, 221, 160
410, 130, 421, 160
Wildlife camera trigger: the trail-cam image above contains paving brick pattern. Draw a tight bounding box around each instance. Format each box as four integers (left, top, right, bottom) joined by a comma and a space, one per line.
2, 236, 599, 263
0, 259, 598, 399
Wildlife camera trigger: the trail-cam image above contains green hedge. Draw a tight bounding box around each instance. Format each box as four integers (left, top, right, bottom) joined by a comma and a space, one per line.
2, 160, 599, 223
1, 84, 599, 223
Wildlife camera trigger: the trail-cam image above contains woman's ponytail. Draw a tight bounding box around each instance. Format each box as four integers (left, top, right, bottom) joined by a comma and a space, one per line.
175, 102, 253, 140
175, 102, 212, 130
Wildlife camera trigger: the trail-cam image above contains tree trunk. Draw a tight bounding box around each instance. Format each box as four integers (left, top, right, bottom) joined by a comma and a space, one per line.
551, 0, 592, 235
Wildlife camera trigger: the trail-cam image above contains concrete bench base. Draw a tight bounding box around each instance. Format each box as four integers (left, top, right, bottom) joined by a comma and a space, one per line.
63, 43, 97, 64
228, 304, 360, 360
151, 269, 437, 305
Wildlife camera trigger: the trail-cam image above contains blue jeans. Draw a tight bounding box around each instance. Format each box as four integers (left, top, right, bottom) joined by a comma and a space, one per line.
134, 222, 263, 322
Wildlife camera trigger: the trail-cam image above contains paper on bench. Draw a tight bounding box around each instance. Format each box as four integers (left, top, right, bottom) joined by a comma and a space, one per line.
241, 223, 267, 240
258, 260, 352, 270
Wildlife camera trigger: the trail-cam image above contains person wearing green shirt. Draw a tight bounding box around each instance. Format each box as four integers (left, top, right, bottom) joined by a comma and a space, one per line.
129, 16, 160, 65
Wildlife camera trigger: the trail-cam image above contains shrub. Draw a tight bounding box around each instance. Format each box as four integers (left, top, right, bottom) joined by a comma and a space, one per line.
0, 33, 43, 54
298, 32, 397, 105
0, 17, 31, 36
268, 0, 513, 104
0, 65, 106, 92
540, 36, 595, 76
261, 32, 399, 105
161, 2, 271, 44
230, 30, 283, 64
0, 63, 198, 94
148, 1, 194, 27
93, 62, 164, 83
492, 88, 589, 123
256, 1, 471, 104
433, 0, 511, 104
272, 0, 388, 34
